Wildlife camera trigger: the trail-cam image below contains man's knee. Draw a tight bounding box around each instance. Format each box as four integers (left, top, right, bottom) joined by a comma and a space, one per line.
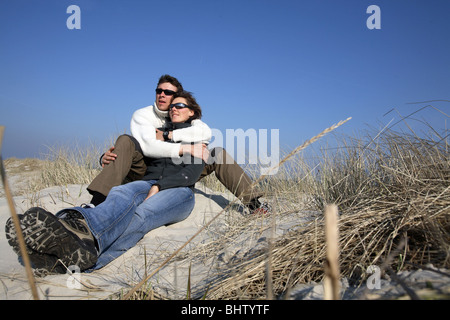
115, 134, 143, 154
114, 135, 133, 151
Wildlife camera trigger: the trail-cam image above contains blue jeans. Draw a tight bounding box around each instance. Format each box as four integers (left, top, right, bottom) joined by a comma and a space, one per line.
57, 180, 195, 270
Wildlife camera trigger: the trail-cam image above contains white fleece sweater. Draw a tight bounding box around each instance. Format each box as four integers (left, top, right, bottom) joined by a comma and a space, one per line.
130, 103, 212, 159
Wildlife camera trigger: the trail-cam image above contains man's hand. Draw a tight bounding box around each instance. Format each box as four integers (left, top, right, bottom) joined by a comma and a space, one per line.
101, 146, 118, 167
155, 129, 173, 141
179, 143, 209, 162
144, 184, 160, 201
155, 129, 164, 141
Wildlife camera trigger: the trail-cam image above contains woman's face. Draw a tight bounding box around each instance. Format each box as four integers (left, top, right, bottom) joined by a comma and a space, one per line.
169, 97, 194, 123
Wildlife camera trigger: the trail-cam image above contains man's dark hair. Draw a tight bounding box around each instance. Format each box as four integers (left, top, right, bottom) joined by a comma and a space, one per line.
173, 90, 202, 121
157, 74, 184, 92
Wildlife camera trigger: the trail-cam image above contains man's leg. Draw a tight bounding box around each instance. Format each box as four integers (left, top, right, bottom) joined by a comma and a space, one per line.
199, 147, 264, 209
87, 135, 147, 205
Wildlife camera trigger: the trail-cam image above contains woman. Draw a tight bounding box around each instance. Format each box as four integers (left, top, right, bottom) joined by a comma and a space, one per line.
6, 91, 207, 273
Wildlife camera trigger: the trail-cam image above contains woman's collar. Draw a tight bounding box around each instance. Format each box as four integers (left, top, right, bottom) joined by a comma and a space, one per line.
166, 121, 192, 130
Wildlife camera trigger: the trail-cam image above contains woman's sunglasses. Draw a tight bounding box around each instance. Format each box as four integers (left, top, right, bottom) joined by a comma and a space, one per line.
155, 88, 176, 96
169, 103, 191, 110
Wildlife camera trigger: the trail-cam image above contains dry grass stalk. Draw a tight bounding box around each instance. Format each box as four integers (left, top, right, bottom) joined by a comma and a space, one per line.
324, 204, 340, 300
0, 126, 39, 300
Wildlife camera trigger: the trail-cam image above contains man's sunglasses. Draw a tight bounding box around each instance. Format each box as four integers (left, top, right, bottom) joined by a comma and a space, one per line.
155, 88, 176, 96
169, 103, 191, 110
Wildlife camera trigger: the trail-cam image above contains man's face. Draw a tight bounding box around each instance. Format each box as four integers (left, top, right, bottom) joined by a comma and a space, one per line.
155, 82, 178, 111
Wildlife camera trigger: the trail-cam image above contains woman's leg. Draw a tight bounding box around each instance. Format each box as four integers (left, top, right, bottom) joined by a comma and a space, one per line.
94, 187, 195, 269
7, 180, 155, 272
77, 180, 154, 253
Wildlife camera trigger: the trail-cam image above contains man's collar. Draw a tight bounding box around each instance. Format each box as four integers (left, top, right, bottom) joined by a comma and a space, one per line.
153, 102, 169, 118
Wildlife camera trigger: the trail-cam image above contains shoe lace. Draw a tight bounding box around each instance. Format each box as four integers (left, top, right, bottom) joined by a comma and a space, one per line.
62, 210, 89, 233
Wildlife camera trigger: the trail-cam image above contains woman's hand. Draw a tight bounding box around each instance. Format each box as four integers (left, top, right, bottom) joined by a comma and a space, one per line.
144, 184, 160, 201
179, 143, 209, 162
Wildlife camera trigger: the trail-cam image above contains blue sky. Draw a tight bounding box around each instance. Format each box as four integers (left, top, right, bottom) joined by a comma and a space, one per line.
1, 0, 449, 160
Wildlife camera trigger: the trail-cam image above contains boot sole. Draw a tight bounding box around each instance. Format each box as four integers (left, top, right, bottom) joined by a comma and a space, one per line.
5, 215, 66, 274
18, 207, 97, 271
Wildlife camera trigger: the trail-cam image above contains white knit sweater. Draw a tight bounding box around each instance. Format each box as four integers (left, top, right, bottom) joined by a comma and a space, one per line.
130, 103, 212, 159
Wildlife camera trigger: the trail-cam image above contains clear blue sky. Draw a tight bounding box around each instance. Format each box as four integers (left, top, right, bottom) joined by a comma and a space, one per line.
1, 0, 449, 160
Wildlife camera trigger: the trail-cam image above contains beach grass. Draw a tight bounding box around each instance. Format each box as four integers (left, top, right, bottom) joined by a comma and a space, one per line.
179, 120, 449, 299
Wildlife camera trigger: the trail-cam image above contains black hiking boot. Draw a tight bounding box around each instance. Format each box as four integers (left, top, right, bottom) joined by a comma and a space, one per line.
17, 207, 98, 272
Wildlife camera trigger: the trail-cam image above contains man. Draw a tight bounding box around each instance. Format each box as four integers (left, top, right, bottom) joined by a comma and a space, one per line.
87, 74, 268, 213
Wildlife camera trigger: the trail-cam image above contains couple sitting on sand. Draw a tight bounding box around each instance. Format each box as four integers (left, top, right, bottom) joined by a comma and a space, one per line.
5, 74, 270, 274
